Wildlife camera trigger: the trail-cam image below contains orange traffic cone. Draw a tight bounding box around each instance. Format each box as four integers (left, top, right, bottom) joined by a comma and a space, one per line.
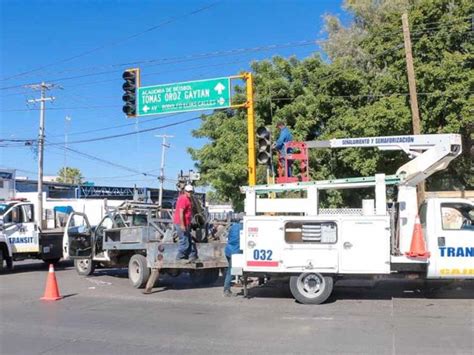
405, 215, 430, 259
41, 264, 62, 301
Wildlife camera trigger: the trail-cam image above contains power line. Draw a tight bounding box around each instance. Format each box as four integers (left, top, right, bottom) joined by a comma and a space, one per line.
46, 140, 159, 177
1, 43, 401, 111
49, 112, 186, 138
45, 116, 201, 145
0, 39, 317, 90
1, 1, 222, 82
412, 15, 473, 28
1, 14, 470, 90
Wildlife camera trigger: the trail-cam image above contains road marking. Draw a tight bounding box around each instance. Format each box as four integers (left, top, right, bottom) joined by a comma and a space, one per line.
86, 278, 112, 286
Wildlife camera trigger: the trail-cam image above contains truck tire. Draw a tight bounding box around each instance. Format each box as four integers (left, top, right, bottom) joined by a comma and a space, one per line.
128, 254, 150, 289
0, 245, 13, 271
190, 268, 219, 286
289, 273, 334, 305
0, 248, 4, 272
74, 258, 96, 276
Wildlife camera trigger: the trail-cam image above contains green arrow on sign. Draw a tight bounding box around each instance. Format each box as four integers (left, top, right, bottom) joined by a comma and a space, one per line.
137, 77, 231, 116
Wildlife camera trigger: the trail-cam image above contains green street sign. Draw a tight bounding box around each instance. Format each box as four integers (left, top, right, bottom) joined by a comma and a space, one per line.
137, 77, 231, 116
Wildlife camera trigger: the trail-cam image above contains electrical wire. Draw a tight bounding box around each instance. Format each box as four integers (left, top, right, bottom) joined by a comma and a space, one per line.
4, 14, 471, 84
46, 140, 159, 177
1, 14, 470, 89
45, 116, 201, 145
1, 1, 222, 82
49, 113, 186, 138
0, 39, 317, 90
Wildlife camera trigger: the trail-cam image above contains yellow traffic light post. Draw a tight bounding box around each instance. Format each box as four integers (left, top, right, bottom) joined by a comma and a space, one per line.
228, 72, 256, 186
244, 72, 256, 186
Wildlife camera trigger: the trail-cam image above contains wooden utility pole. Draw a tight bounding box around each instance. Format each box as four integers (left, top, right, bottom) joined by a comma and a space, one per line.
402, 13, 425, 203
402, 13, 421, 135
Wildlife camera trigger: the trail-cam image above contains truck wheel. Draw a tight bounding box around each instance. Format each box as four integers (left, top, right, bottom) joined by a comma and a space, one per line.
289, 273, 334, 305
74, 258, 96, 276
0, 249, 4, 272
0, 246, 14, 272
190, 268, 219, 286
128, 254, 150, 289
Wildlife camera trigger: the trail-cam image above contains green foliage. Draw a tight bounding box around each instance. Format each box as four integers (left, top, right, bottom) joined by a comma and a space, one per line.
57, 167, 83, 185
190, 0, 473, 209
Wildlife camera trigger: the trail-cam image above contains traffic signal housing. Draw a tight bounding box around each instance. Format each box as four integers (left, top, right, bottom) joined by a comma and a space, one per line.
122, 68, 140, 117
256, 126, 271, 165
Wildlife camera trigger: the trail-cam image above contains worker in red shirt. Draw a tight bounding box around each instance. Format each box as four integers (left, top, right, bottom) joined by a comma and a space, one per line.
173, 184, 198, 261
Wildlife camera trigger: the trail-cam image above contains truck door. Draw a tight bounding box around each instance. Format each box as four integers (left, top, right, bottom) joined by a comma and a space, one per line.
428, 201, 474, 279
62, 212, 92, 260
3, 204, 39, 254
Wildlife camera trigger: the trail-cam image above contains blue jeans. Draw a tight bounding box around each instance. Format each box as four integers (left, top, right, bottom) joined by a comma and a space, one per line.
280, 157, 293, 177
224, 256, 232, 291
175, 224, 197, 260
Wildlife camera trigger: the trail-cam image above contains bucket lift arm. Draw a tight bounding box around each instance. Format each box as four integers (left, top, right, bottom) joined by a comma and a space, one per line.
304, 134, 462, 186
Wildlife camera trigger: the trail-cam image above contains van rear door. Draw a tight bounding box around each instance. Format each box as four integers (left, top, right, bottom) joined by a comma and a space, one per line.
62, 212, 92, 260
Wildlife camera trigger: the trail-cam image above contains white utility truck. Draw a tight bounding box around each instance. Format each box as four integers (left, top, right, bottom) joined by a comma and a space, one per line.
0, 199, 68, 270
232, 134, 473, 304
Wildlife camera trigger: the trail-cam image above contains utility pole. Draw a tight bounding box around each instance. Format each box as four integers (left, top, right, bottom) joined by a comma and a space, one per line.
27, 82, 56, 228
402, 13, 421, 135
402, 13, 425, 204
155, 134, 173, 207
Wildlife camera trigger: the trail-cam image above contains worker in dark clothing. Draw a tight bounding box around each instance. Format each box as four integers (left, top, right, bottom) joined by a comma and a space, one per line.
273, 121, 293, 177
223, 221, 242, 297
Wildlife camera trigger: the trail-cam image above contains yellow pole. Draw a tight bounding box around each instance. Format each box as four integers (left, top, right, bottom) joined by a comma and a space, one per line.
245, 72, 256, 186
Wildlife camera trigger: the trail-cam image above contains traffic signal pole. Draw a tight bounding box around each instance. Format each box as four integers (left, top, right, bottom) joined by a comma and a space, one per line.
244, 72, 256, 186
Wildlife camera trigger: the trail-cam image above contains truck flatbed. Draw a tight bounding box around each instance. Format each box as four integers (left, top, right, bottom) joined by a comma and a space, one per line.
155, 260, 228, 270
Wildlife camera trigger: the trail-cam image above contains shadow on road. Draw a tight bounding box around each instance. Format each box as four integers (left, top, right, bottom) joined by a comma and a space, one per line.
0, 260, 74, 275
241, 279, 474, 303
90, 267, 226, 289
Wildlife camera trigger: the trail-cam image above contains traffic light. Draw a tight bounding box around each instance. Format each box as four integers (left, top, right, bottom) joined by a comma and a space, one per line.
122, 68, 140, 117
256, 126, 271, 165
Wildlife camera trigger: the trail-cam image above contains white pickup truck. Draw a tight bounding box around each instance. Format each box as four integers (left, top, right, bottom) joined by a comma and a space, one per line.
0, 200, 66, 271
232, 134, 474, 304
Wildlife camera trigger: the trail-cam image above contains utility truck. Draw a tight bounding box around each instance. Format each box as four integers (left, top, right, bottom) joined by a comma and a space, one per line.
64, 200, 227, 290
232, 134, 473, 304
0, 199, 69, 270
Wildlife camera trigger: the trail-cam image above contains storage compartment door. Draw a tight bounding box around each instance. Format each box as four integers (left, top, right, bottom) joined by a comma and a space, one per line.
339, 219, 390, 274
63, 212, 92, 259
244, 219, 282, 270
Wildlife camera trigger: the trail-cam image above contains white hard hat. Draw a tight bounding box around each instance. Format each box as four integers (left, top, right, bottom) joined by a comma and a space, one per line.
184, 184, 194, 192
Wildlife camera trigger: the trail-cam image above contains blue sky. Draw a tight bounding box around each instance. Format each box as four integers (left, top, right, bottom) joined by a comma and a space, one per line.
1, 0, 346, 190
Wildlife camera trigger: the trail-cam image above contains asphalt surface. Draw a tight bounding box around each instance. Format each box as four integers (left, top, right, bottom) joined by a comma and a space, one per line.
1, 260, 473, 355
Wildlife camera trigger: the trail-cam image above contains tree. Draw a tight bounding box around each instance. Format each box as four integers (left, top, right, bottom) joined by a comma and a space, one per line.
190, 0, 473, 209
57, 167, 83, 185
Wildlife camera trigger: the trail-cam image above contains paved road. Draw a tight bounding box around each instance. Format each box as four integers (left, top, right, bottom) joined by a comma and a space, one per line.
1, 261, 473, 355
